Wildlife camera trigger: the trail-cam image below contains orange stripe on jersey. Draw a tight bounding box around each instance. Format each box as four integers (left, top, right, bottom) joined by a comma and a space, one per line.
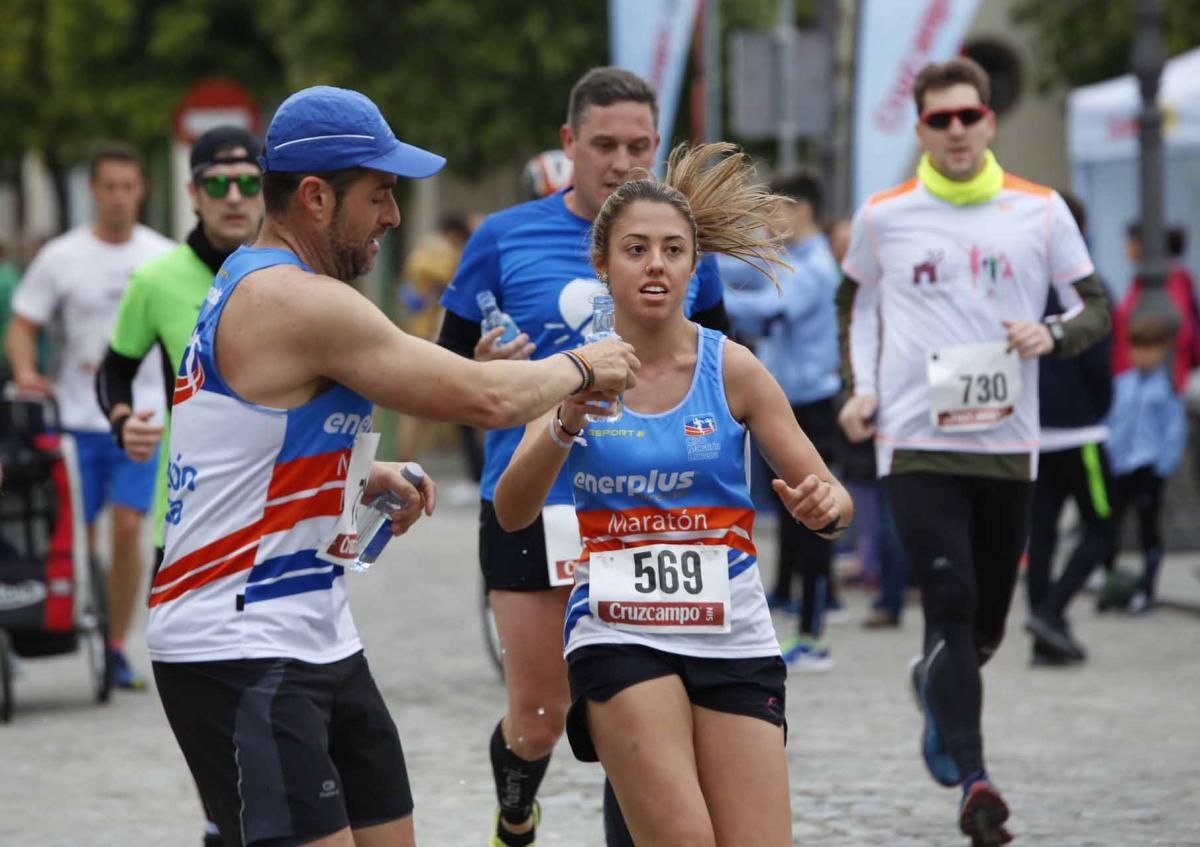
577, 506, 756, 559
868, 177, 919, 206
260, 486, 343, 535
151, 486, 344, 597
148, 545, 259, 607
1001, 173, 1052, 198
577, 506, 754, 539
267, 449, 350, 501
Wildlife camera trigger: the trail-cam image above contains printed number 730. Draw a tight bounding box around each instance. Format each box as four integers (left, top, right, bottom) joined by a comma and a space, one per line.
959, 372, 1009, 405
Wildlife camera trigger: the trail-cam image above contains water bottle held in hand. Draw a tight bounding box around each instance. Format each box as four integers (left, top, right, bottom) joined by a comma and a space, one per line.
477, 291, 521, 347
583, 293, 623, 423
347, 463, 425, 573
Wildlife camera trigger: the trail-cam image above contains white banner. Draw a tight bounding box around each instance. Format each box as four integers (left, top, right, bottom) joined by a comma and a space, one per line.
609, 0, 701, 172
852, 0, 981, 207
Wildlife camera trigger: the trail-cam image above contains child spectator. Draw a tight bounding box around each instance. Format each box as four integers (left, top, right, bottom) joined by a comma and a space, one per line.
1105, 312, 1187, 612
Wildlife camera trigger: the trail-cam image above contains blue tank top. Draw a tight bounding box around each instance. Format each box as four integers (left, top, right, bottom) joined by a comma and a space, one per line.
562, 327, 779, 659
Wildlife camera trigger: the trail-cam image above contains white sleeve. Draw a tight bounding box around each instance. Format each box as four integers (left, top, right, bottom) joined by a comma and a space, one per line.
9, 244, 60, 325
841, 203, 883, 286
847, 280, 881, 396
1048, 191, 1095, 288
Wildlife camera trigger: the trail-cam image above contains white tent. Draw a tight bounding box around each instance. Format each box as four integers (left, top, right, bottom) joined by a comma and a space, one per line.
1068, 46, 1200, 297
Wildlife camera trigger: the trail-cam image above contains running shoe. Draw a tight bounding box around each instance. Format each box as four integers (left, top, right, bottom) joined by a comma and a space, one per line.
781, 635, 834, 671
1126, 590, 1154, 615
107, 648, 147, 691
862, 607, 900, 629
1024, 612, 1086, 661
959, 780, 1012, 845
490, 801, 540, 847
908, 654, 961, 787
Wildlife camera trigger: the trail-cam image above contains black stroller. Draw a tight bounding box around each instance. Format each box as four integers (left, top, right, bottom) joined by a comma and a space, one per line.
0, 386, 111, 723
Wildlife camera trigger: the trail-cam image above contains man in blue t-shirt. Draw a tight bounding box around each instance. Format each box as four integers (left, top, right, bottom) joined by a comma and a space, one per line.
438, 66, 727, 847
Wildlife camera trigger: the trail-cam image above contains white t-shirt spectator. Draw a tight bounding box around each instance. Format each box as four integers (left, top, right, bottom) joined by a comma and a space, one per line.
12, 224, 175, 431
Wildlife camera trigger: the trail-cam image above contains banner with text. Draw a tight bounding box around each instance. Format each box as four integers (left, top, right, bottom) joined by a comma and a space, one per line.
609, 0, 701, 172
852, 0, 981, 207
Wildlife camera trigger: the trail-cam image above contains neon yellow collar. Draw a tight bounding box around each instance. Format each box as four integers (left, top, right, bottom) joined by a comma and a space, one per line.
917, 150, 1003, 205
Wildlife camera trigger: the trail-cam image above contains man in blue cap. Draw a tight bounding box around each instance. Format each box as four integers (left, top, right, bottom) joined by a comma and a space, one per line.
147, 86, 639, 847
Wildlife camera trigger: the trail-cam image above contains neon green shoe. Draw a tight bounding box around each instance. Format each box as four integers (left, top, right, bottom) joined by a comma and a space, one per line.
490, 801, 541, 847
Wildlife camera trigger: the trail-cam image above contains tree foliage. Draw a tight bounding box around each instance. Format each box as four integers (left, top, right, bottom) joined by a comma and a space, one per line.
1011, 0, 1200, 92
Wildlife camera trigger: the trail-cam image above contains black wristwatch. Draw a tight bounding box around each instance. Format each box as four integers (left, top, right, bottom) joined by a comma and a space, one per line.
1044, 319, 1066, 353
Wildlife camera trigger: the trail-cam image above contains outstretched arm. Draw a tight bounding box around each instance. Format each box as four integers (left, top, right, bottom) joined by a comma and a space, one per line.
725, 342, 853, 536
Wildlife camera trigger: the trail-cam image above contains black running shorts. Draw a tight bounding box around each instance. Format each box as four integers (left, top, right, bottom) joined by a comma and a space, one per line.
564, 643, 787, 762
153, 651, 412, 847
479, 499, 555, 592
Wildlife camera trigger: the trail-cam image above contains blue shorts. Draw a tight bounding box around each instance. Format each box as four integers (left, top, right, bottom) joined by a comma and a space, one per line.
67, 430, 158, 525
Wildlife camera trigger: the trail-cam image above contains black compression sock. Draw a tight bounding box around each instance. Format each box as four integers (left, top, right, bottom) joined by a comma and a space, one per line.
490, 720, 551, 827
494, 823, 537, 847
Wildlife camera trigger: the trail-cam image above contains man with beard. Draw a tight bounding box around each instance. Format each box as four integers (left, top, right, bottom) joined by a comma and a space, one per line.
146, 86, 639, 847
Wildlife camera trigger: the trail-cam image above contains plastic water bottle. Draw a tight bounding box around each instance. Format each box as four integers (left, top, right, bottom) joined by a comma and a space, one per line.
583, 294, 623, 423
477, 291, 521, 347
346, 463, 425, 573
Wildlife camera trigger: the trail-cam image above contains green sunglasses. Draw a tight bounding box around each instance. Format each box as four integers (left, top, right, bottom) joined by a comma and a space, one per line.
200, 174, 262, 199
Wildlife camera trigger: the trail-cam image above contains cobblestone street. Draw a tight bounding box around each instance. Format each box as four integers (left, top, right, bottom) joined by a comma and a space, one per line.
3, 496, 1198, 846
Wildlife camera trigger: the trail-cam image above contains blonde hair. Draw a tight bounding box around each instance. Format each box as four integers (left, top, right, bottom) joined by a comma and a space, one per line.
590, 142, 789, 282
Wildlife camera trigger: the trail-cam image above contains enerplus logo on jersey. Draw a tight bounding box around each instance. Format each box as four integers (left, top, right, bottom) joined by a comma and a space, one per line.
573, 469, 696, 498
322, 412, 373, 435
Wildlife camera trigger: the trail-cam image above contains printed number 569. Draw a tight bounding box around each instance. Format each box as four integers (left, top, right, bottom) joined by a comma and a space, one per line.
632, 549, 704, 595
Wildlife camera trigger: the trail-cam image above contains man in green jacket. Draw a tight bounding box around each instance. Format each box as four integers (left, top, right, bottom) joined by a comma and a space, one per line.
94, 125, 264, 845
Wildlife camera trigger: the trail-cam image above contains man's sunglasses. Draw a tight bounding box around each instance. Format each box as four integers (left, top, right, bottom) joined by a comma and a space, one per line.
200, 174, 262, 199
920, 106, 991, 130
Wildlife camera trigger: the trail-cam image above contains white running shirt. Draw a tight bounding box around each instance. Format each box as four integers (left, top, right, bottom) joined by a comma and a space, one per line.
11, 225, 174, 431
842, 174, 1094, 477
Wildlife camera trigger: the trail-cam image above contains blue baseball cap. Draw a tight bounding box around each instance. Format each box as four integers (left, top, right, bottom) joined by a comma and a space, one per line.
260, 86, 445, 178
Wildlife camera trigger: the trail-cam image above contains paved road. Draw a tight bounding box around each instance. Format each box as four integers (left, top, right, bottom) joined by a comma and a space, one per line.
3, 495, 1199, 846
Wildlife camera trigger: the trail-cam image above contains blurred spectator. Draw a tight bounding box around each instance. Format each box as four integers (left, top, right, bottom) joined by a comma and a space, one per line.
398, 213, 472, 341
0, 242, 19, 370
1105, 312, 1186, 613
826, 217, 851, 267
719, 171, 844, 669
1112, 223, 1200, 393
1024, 189, 1115, 666
396, 213, 483, 484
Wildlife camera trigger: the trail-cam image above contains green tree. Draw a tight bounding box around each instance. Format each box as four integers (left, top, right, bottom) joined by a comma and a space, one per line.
0, 0, 285, 230
1012, 0, 1200, 91
255, 0, 609, 178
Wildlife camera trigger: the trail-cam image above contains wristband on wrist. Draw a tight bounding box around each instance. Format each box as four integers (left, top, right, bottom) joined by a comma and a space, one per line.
563, 350, 595, 394
547, 418, 575, 449
555, 406, 582, 437
560, 351, 587, 392
111, 413, 131, 450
